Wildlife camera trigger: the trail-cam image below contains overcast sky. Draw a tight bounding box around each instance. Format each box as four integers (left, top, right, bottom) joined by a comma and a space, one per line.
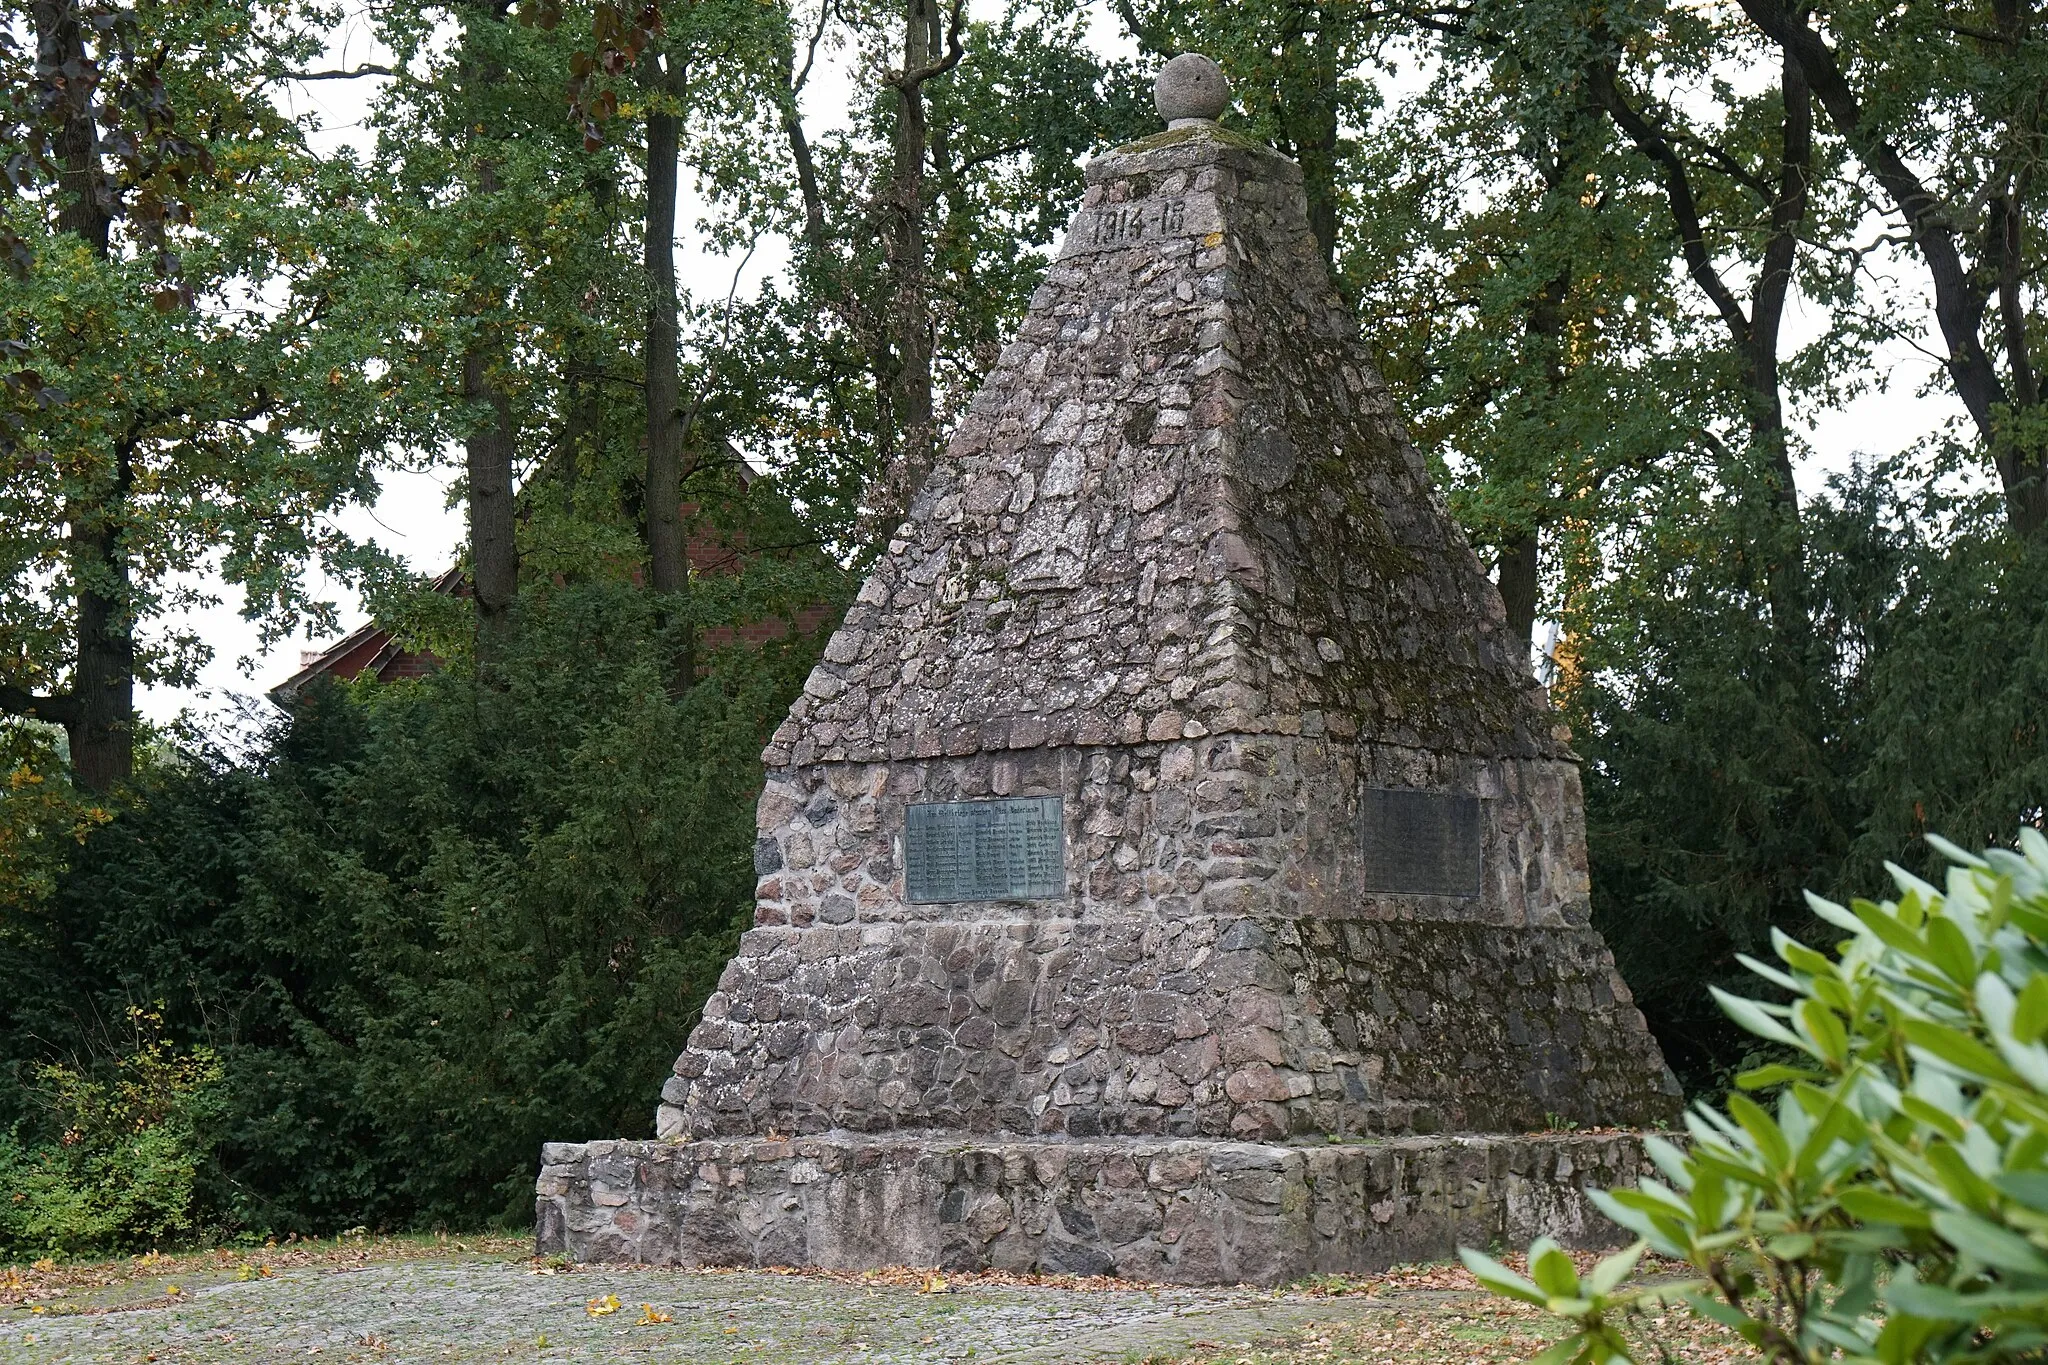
139, 5, 1970, 726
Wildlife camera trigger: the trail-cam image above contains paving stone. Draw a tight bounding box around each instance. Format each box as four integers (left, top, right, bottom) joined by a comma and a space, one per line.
2, 1255, 1414, 1363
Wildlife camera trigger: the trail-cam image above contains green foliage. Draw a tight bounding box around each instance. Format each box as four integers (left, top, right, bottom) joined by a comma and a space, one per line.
0, 0, 401, 694
1568, 484, 1851, 1087
1849, 524, 2048, 884
0, 1008, 224, 1260
1469, 830, 2048, 1362
0, 577, 824, 1236
1570, 465, 2048, 1089
0, 722, 109, 914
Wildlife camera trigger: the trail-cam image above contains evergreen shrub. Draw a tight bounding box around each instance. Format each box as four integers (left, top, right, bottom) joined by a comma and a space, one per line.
0, 579, 818, 1241
1465, 829, 2048, 1361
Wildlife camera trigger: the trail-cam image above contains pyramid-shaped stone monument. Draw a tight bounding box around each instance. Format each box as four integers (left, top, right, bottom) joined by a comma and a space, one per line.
537, 56, 1680, 1284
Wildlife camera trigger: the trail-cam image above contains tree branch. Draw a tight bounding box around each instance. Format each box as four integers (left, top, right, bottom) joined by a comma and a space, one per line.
262, 64, 397, 89
884, 0, 964, 91
775, 5, 832, 256
1736, 0, 2006, 440
1584, 55, 1752, 347
1667, 124, 1777, 201
949, 137, 1032, 180
1110, 0, 1170, 54
0, 684, 79, 726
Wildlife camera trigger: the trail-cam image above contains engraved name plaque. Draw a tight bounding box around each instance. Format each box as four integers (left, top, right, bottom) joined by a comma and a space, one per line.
1360, 788, 1482, 897
905, 797, 1066, 903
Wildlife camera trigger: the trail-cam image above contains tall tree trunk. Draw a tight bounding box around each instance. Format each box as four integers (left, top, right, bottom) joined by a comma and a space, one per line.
643, 50, 695, 686
459, 22, 519, 667
882, 0, 939, 519
67, 444, 135, 794
1587, 45, 1810, 636
1286, 11, 1343, 268
876, 0, 962, 524
1498, 260, 1573, 660
463, 343, 519, 661
1496, 533, 1539, 653
1743, 49, 1810, 530
37, 0, 130, 790
774, 5, 831, 257
1739, 45, 1812, 644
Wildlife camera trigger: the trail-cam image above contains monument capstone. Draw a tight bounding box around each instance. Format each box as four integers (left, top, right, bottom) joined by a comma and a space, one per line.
536, 55, 1682, 1284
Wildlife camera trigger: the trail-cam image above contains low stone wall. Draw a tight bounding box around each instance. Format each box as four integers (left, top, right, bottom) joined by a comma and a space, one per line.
535, 1131, 1649, 1286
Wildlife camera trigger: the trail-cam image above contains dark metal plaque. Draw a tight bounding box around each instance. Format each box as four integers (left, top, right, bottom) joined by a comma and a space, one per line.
905, 797, 1066, 903
1360, 788, 1482, 897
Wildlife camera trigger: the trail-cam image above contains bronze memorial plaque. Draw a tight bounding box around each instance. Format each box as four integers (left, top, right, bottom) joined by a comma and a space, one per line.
905, 796, 1066, 903
1361, 788, 1481, 897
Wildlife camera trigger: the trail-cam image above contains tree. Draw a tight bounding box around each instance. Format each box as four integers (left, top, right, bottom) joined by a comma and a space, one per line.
0, 1, 394, 788
641, 42, 687, 624
1567, 0, 1824, 640
632, 0, 797, 682
1344, 45, 1700, 654
364, 0, 638, 657
1737, 0, 2048, 537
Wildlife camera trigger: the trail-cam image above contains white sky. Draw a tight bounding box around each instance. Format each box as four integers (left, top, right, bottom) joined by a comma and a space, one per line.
139, 4, 1969, 726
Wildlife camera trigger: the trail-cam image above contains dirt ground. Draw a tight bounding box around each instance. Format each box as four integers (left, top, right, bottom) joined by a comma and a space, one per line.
0, 1236, 1747, 1364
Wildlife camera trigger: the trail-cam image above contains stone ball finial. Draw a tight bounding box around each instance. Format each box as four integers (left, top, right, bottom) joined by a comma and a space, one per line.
1155, 53, 1229, 126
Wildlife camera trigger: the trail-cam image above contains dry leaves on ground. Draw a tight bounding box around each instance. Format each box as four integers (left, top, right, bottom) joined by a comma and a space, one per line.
556, 1260, 1141, 1293
1151, 1260, 1754, 1365
1154, 1297, 1754, 1365
1, 1232, 529, 1316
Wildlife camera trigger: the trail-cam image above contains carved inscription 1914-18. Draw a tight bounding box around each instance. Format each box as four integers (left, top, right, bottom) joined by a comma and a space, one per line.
1360, 788, 1482, 897
1088, 198, 1188, 247
905, 797, 1066, 904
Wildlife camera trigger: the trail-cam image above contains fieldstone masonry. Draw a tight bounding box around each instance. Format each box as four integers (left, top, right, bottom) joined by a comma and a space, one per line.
537, 1131, 1656, 1284
538, 57, 1680, 1284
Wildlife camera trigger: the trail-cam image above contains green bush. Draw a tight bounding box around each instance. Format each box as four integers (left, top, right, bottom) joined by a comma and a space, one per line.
0, 578, 824, 1237
1572, 475, 2048, 1095
1464, 828, 2048, 1362
0, 1009, 223, 1259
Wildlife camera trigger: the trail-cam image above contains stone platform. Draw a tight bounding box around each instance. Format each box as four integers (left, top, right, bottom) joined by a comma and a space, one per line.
534, 1131, 1650, 1286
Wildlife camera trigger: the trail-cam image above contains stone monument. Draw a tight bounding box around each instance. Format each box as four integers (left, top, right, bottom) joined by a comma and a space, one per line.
536, 54, 1681, 1285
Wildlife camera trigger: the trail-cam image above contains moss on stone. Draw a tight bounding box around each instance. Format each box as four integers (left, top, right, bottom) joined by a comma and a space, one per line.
1116, 122, 1272, 156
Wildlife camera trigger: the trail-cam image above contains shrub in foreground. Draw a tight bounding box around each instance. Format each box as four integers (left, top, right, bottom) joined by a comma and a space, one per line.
1466, 829, 2048, 1362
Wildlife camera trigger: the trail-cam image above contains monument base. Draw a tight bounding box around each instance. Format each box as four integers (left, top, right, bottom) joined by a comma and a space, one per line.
534, 1131, 1650, 1286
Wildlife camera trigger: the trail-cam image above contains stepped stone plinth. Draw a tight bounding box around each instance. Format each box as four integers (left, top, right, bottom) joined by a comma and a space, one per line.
536, 56, 1680, 1285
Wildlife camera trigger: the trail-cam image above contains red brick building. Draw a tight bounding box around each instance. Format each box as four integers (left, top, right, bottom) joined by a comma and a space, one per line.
270, 471, 838, 702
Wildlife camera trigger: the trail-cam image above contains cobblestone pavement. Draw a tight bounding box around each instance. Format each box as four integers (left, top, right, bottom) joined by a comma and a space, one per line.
1, 1255, 1405, 1364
